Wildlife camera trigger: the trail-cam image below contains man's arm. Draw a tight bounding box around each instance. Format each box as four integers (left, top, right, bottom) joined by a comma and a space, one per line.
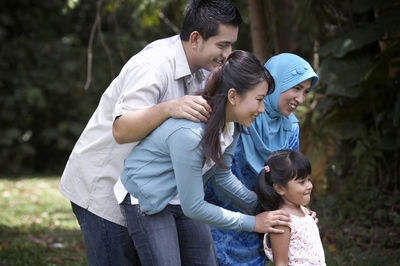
113, 95, 211, 144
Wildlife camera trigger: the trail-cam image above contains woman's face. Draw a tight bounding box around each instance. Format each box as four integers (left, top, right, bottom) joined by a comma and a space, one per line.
228, 80, 268, 128
278, 78, 312, 117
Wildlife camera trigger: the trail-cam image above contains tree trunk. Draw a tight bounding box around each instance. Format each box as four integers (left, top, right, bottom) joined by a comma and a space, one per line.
265, 0, 280, 54
275, 0, 296, 53
247, 0, 270, 62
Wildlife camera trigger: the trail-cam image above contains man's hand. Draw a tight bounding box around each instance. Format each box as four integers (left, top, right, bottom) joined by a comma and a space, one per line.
168, 95, 211, 122
113, 95, 211, 144
253, 210, 291, 233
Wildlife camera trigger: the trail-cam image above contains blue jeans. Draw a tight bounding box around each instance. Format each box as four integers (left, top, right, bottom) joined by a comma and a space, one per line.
121, 196, 217, 266
71, 202, 140, 266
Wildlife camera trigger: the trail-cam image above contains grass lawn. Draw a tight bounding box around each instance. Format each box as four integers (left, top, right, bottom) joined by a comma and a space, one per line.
0, 177, 86, 265
0, 177, 399, 265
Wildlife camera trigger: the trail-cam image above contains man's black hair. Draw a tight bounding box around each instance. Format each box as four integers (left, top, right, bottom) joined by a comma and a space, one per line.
180, 0, 242, 41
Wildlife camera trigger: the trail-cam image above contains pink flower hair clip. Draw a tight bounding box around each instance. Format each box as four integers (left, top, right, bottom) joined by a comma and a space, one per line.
264, 165, 270, 173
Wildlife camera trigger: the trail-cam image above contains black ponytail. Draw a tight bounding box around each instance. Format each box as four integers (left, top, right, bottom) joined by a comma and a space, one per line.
255, 165, 282, 213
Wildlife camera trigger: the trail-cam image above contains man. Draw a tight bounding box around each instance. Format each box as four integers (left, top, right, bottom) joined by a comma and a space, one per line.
59, 0, 242, 265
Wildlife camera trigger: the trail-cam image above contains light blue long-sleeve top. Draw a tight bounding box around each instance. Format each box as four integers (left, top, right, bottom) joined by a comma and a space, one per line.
120, 118, 258, 232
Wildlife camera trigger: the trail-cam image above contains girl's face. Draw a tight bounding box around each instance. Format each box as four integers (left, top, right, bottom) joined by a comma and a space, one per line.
279, 175, 313, 207
227, 80, 268, 127
278, 78, 312, 117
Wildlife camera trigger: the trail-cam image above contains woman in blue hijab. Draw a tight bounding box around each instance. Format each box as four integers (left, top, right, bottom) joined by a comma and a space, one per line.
205, 53, 319, 266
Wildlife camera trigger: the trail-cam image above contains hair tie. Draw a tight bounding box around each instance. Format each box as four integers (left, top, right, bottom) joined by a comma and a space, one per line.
264, 165, 270, 173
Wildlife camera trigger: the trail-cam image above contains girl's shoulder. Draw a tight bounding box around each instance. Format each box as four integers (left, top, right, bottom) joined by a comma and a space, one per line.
289, 207, 317, 233
287, 206, 316, 231
281, 205, 307, 219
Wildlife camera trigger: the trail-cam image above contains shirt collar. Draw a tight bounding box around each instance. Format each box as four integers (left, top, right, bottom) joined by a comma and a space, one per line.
220, 122, 235, 149
174, 37, 205, 82
202, 122, 235, 174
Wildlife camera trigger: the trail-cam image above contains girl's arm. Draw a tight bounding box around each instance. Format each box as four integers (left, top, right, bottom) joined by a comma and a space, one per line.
270, 225, 291, 266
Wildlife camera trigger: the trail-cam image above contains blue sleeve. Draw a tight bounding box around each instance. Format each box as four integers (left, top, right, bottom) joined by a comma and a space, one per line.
210, 135, 258, 212
168, 128, 255, 232
288, 121, 300, 151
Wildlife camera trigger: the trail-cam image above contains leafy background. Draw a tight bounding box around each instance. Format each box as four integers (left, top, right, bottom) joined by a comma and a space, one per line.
0, 0, 399, 264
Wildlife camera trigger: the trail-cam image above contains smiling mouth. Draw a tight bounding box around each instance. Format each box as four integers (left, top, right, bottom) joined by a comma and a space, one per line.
289, 103, 296, 109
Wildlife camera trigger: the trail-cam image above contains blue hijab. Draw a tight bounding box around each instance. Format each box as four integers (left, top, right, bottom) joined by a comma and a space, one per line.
240, 53, 318, 173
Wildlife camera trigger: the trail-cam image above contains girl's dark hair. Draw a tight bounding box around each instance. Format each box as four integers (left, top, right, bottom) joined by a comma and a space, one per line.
255, 150, 312, 214
200, 50, 275, 169
180, 0, 242, 41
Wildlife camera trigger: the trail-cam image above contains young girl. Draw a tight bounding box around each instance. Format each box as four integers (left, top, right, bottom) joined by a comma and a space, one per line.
256, 150, 326, 265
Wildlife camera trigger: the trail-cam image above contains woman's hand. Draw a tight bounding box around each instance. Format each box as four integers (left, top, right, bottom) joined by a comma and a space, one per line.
253, 210, 291, 233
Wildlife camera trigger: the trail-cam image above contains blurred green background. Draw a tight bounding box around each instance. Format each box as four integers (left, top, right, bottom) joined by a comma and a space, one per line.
1, 0, 399, 264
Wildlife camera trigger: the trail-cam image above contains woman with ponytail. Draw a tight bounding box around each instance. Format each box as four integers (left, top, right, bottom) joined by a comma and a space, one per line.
114, 50, 290, 265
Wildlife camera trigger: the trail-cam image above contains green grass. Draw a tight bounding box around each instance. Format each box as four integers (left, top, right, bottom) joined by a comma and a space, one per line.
1, 177, 399, 265
0, 177, 86, 265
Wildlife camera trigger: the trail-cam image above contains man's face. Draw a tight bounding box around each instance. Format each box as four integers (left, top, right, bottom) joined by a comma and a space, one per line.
195, 24, 238, 72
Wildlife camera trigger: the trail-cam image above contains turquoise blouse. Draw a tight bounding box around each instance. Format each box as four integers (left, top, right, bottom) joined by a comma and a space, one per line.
120, 118, 258, 232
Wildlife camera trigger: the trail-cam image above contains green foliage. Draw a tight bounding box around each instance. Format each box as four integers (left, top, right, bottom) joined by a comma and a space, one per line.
0, 0, 186, 175
319, 56, 372, 98
301, 0, 400, 191
0, 0, 253, 175
294, 0, 400, 261
293, 1, 400, 263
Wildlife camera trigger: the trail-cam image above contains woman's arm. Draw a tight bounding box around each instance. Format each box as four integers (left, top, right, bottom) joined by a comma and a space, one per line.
210, 136, 259, 212
168, 127, 255, 232
270, 225, 291, 266
167, 127, 291, 233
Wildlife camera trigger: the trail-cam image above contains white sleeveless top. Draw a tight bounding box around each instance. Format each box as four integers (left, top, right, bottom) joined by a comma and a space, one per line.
263, 206, 326, 265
